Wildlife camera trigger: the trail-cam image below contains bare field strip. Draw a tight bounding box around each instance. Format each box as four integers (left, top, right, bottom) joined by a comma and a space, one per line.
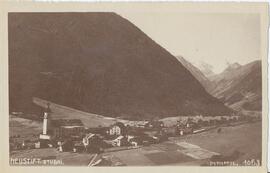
33, 97, 118, 127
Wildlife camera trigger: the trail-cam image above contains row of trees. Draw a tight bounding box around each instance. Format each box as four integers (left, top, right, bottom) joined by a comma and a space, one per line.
178, 115, 261, 129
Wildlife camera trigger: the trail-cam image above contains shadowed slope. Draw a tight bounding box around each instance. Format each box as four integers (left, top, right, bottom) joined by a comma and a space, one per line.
9, 13, 231, 119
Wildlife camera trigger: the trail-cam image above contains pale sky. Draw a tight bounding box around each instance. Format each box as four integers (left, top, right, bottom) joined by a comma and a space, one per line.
118, 12, 260, 73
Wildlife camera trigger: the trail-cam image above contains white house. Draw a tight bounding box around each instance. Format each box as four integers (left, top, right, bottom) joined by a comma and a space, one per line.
107, 122, 126, 136
112, 136, 124, 147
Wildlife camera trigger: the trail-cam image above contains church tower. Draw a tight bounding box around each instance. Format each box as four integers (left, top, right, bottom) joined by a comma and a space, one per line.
39, 103, 52, 140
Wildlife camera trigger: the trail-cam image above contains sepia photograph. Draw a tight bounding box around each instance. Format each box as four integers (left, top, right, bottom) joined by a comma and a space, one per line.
1, 2, 268, 171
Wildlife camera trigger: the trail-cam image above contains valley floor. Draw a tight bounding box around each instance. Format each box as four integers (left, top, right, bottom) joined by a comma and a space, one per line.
10, 118, 261, 166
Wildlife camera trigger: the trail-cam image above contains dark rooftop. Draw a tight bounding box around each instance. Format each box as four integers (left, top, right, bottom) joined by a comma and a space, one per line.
51, 119, 84, 127
111, 122, 126, 129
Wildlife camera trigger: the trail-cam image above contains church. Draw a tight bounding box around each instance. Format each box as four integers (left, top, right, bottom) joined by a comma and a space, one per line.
39, 103, 85, 140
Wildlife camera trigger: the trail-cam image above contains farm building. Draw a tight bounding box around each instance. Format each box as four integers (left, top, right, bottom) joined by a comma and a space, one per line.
86, 127, 109, 136
51, 119, 85, 139
86, 122, 127, 137
145, 121, 164, 129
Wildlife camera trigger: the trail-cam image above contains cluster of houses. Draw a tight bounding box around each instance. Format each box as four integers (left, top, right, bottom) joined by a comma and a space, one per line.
10, 104, 261, 153
11, 106, 168, 153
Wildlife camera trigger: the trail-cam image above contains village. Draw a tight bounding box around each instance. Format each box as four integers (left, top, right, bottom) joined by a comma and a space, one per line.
9, 100, 262, 166
5, 7, 266, 169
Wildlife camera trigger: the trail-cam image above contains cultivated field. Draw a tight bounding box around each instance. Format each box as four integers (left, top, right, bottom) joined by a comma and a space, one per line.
9, 115, 42, 142
33, 97, 150, 128
33, 97, 118, 127
176, 121, 262, 164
